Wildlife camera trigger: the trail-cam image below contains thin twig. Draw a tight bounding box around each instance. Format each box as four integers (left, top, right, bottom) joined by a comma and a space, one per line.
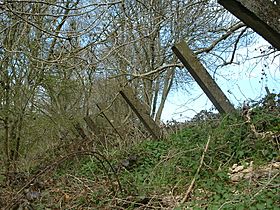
96, 103, 125, 141
251, 172, 279, 201
218, 200, 238, 210
181, 135, 211, 203
195, 22, 246, 54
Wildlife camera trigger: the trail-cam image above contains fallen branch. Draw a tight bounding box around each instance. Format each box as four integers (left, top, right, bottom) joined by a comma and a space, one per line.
243, 107, 274, 139
181, 135, 211, 203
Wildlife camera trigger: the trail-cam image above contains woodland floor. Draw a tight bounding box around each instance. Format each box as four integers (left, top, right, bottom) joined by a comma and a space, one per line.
1, 103, 280, 210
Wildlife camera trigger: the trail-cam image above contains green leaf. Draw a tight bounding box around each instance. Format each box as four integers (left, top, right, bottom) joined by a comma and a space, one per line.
256, 203, 265, 210
236, 205, 245, 210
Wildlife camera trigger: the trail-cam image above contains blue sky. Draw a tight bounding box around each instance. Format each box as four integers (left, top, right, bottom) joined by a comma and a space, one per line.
161, 37, 280, 122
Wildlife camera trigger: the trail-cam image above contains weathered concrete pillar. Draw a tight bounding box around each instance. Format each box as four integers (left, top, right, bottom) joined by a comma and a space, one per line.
172, 41, 235, 114
120, 86, 162, 139
218, 0, 280, 50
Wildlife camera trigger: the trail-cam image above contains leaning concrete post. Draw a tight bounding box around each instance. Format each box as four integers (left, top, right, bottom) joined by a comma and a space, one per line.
218, 0, 280, 50
120, 86, 162, 140
172, 41, 235, 114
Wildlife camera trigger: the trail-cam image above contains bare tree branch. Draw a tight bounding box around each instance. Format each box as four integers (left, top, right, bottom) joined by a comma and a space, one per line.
195, 22, 246, 54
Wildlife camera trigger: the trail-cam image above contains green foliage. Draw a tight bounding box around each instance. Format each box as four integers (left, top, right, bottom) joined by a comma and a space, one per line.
39, 108, 280, 209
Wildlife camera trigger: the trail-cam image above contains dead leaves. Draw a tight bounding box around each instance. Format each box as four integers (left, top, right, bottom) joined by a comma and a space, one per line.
229, 161, 280, 182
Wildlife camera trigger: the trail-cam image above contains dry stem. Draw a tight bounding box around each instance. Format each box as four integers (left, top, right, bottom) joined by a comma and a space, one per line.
181, 135, 211, 204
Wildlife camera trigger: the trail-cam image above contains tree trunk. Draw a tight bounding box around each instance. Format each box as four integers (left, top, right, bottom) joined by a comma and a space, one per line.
155, 68, 175, 123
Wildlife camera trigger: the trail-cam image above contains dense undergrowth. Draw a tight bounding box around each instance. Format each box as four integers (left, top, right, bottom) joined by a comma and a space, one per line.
1, 97, 280, 209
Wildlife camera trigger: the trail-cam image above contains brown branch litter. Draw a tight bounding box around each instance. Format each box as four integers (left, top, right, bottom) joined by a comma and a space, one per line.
4, 150, 122, 210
